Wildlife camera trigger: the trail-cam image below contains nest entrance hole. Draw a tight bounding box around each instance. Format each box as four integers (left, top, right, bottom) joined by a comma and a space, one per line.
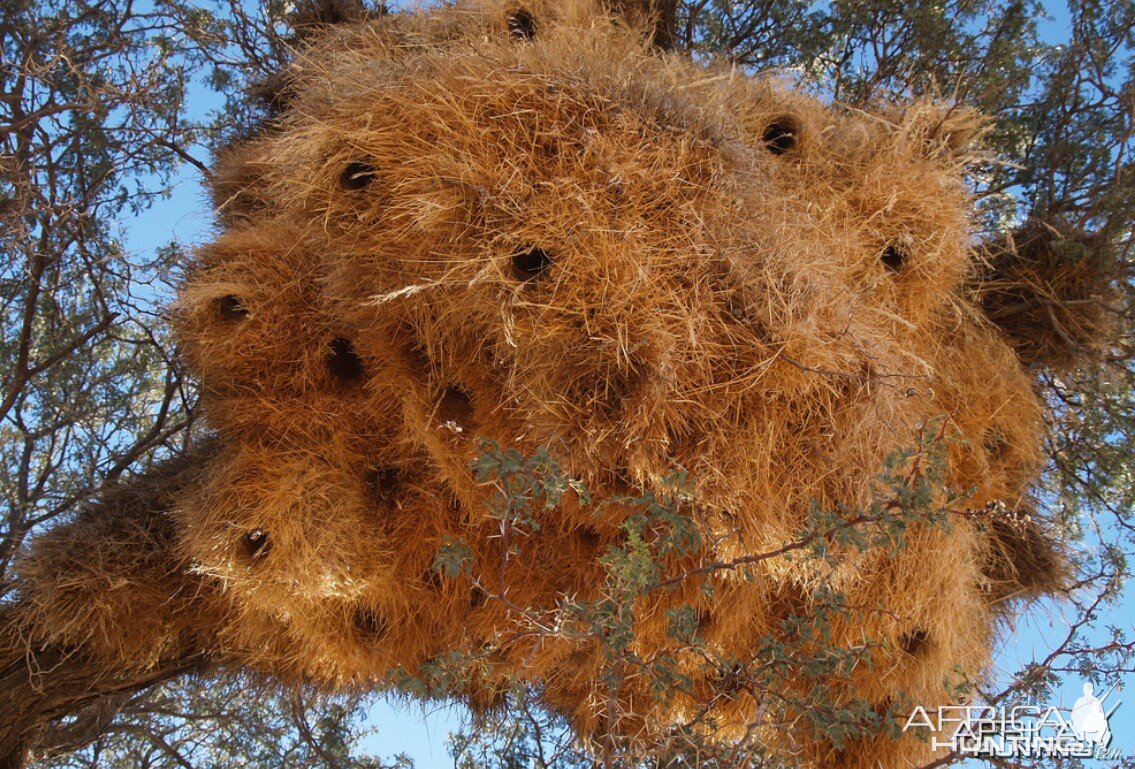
983, 429, 1008, 460
899, 628, 930, 657
577, 526, 602, 549
354, 606, 389, 639
241, 530, 271, 559
437, 385, 476, 431
364, 465, 400, 505
511, 246, 553, 282
762, 116, 800, 155
881, 244, 907, 272
508, 8, 537, 40
339, 161, 376, 190
470, 585, 488, 608
327, 337, 365, 383
217, 295, 248, 322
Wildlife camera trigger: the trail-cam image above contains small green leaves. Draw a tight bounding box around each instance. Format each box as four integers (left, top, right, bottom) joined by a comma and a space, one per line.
432, 536, 473, 579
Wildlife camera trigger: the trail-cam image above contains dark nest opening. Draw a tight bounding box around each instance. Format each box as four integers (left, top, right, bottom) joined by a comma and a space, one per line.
511, 245, 553, 282
507, 8, 537, 40
327, 337, 366, 383
761, 115, 800, 155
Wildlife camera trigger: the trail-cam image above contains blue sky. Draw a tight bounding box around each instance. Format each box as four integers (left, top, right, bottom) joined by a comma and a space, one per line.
116, 3, 1133, 765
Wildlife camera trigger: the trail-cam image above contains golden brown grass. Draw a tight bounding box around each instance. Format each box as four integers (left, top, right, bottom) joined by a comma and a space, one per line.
8, 2, 1071, 766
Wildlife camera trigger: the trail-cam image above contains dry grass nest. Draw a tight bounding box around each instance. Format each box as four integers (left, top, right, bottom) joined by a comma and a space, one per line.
9, 2, 1077, 767
978, 217, 1122, 371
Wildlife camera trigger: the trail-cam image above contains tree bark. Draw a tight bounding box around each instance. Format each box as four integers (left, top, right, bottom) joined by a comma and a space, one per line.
0, 443, 222, 768
0, 633, 209, 769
